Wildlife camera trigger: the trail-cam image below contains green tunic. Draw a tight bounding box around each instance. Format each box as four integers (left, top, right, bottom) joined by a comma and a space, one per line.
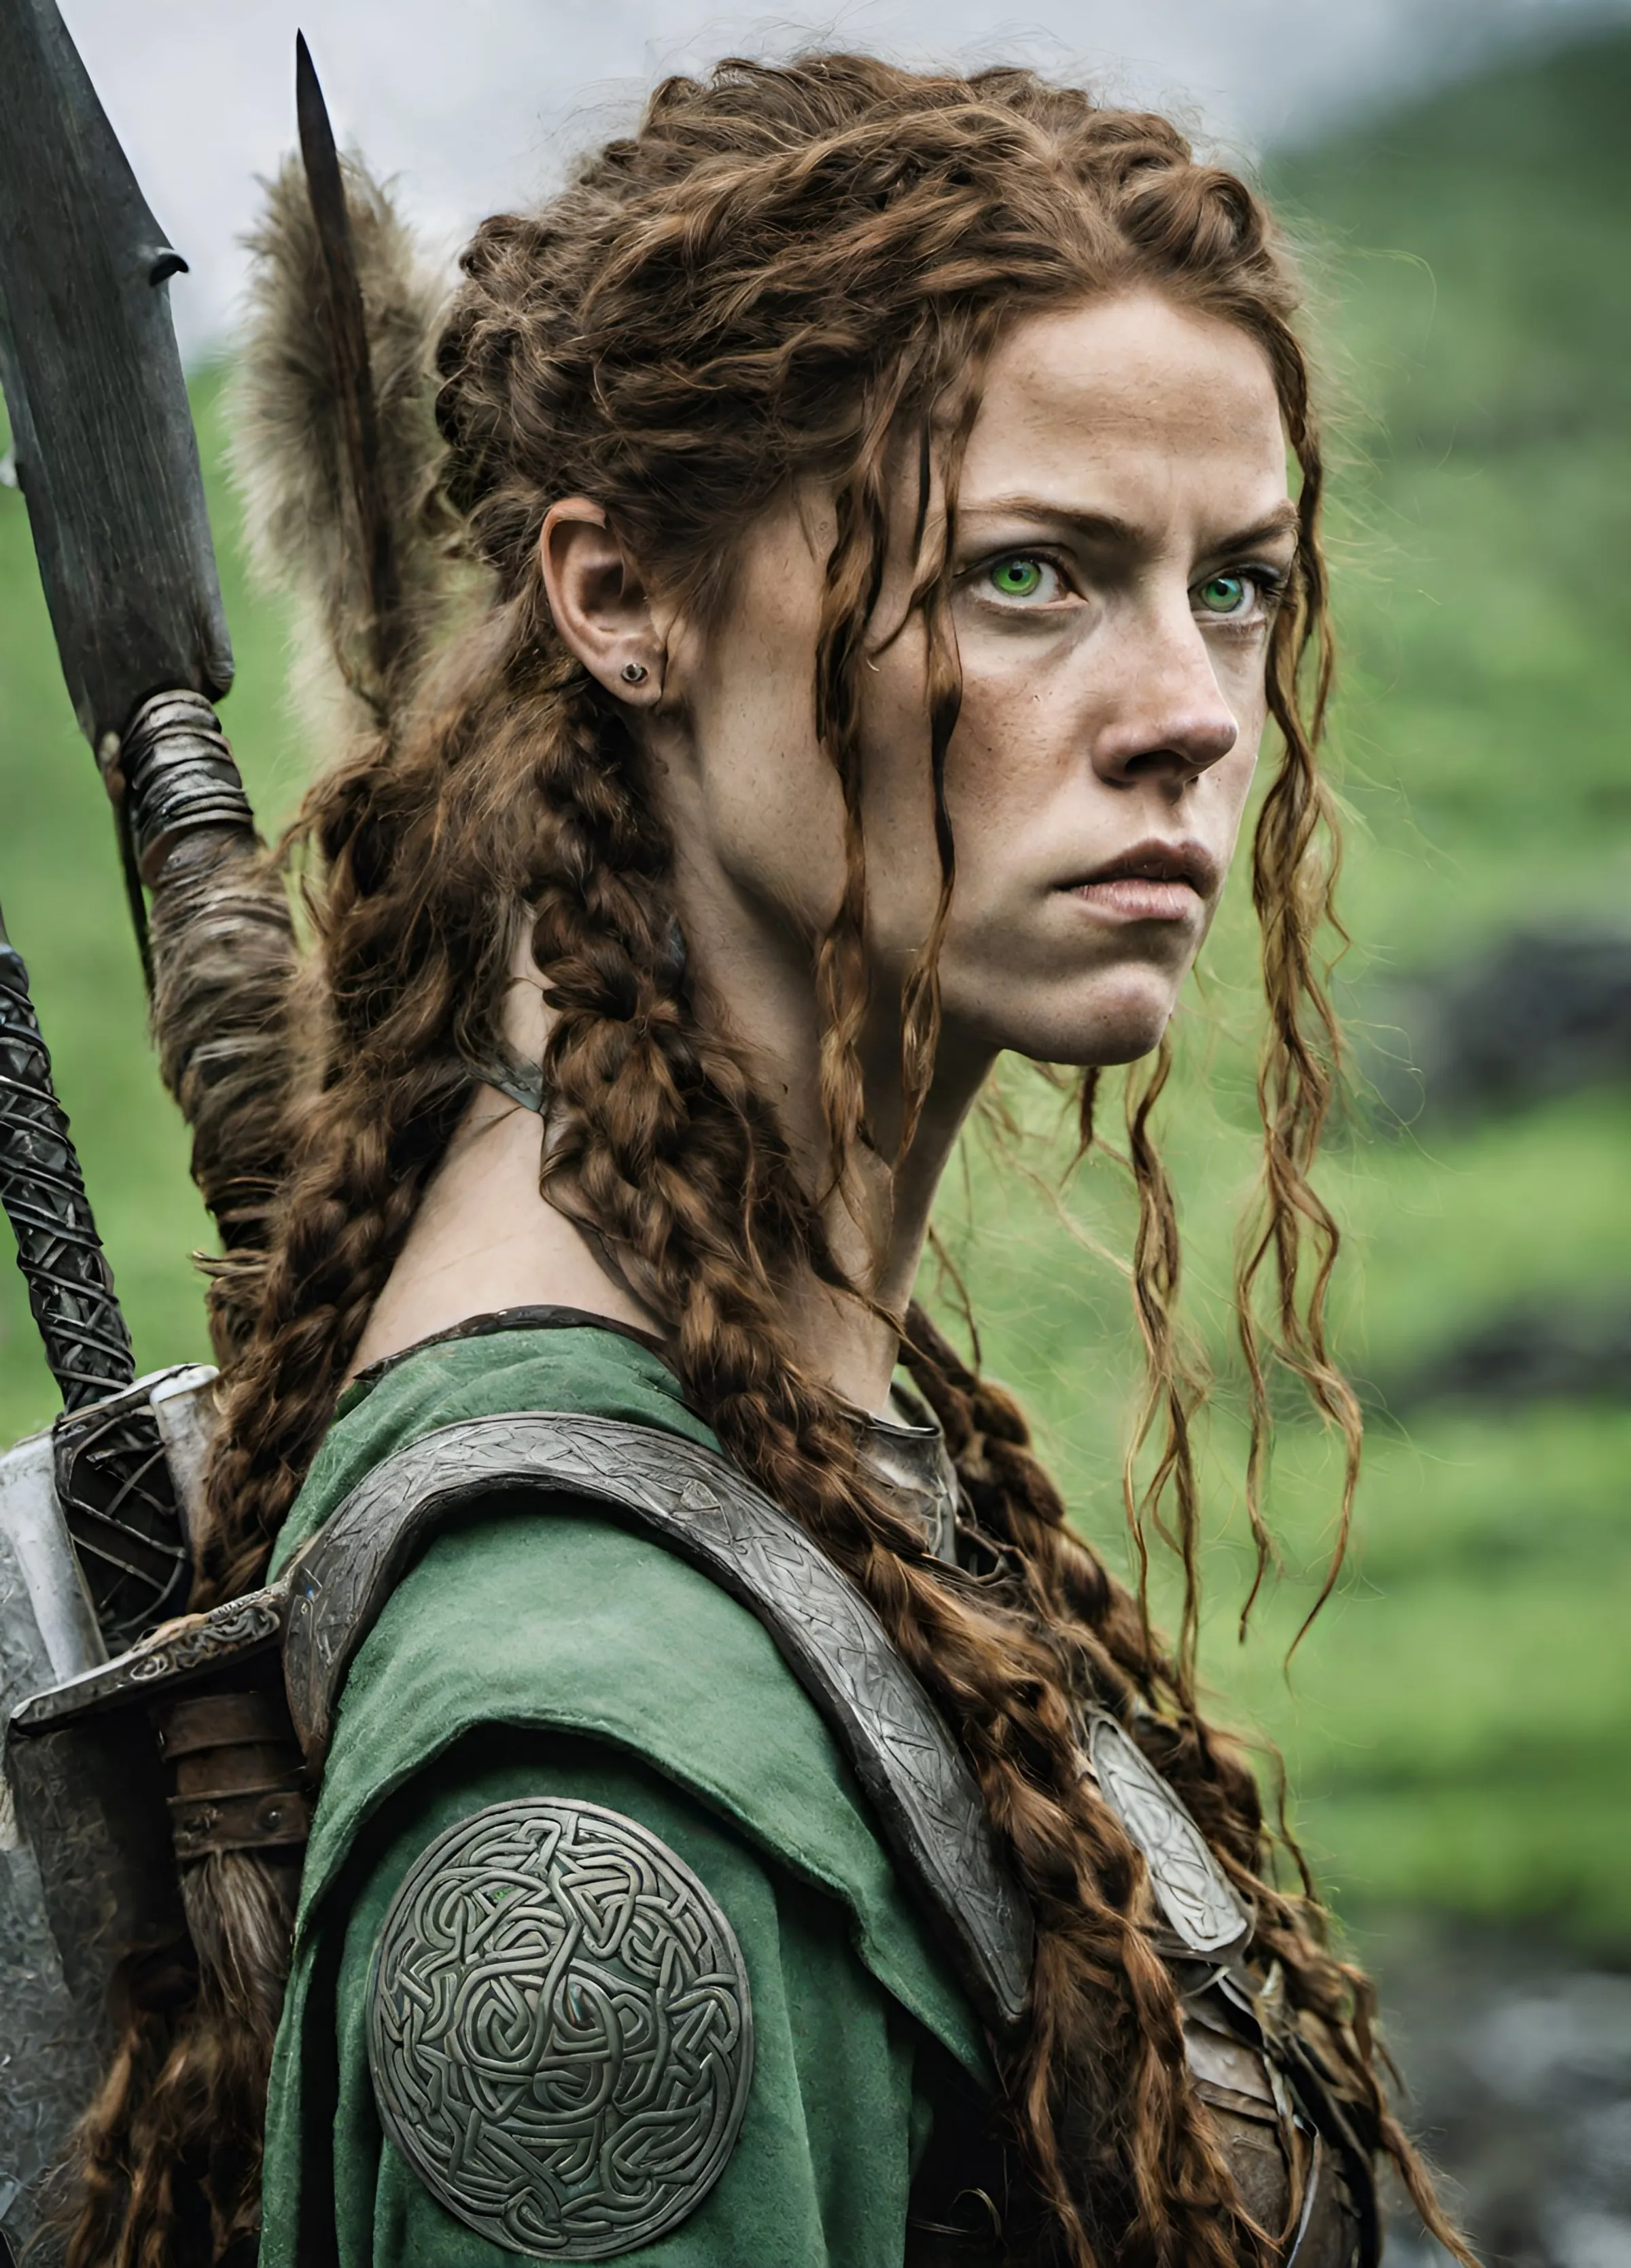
259, 1323, 992, 2267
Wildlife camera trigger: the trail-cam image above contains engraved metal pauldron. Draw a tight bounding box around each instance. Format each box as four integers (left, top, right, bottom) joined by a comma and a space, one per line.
1087, 1712, 1251, 1957
369, 1798, 753, 2259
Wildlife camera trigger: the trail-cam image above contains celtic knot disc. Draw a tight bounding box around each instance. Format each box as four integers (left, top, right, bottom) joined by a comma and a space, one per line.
1089, 1716, 1250, 1957
368, 1798, 754, 2258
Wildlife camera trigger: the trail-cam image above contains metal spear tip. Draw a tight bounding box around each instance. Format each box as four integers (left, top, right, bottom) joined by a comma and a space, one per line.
0, 0, 234, 743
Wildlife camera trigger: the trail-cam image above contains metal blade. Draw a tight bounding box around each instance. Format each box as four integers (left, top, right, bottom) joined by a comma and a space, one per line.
0, 0, 232, 754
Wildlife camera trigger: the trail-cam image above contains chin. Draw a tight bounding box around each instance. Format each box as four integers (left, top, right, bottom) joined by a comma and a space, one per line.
1048, 1019, 1172, 1072
965, 970, 1180, 1071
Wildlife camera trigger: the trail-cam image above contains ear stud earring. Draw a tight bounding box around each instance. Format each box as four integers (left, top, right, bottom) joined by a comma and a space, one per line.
620, 661, 648, 685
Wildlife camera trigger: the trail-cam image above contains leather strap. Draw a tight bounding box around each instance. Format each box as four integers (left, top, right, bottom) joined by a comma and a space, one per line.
152, 1684, 311, 1857
169, 1782, 312, 1858
154, 1687, 292, 1757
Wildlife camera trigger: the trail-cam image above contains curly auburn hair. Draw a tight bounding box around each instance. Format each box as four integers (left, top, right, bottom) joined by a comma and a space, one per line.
62, 52, 1467, 2268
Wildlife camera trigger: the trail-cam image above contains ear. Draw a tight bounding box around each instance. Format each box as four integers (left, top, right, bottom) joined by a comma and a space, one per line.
539, 499, 663, 703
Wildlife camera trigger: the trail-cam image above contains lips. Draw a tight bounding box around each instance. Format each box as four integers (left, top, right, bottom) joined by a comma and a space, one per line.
1062, 838, 1218, 923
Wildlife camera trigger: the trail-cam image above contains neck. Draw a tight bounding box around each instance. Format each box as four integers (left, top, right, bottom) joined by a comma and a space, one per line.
675, 879, 993, 1413
350, 902, 992, 1411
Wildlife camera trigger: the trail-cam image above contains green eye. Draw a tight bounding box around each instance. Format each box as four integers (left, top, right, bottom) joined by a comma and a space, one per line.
989, 556, 1046, 599
1197, 573, 1250, 616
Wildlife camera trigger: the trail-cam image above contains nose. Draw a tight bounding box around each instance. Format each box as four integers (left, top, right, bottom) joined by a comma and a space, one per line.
1089, 605, 1240, 789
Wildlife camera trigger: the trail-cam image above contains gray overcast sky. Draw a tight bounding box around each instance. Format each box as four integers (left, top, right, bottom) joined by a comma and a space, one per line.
55, 0, 1631, 356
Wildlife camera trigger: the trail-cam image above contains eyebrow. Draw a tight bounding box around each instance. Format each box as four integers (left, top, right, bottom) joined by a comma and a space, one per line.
958, 495, 1301, 552
1212, 503, 1301, 551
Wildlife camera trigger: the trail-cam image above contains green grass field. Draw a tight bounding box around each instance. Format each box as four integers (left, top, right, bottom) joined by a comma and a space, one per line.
1, 27, 1626, 1939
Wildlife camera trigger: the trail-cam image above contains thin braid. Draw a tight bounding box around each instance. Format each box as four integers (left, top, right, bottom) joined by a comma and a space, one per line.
196, 1075, 461, 1603
810, 364, 912, 1201
896, 361, 995, 1156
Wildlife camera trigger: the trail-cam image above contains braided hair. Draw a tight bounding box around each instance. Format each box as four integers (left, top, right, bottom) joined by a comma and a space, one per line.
65, 55, 1464, 2268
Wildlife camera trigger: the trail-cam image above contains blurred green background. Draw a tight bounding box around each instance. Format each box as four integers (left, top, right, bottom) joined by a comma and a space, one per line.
0, 24, 1627, 1949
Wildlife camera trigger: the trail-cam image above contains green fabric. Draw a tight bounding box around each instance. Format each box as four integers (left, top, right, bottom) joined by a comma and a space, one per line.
259, 1324, 990, 2268
275, 1735, 941, 2268
268, 1324, 717, 1574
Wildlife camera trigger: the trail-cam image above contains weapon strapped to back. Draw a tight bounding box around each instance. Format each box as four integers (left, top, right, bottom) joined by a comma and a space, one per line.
0, 7, 372, 2252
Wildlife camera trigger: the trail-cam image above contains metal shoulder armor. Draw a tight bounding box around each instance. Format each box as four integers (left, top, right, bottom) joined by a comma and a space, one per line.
368, 1796, 754, 2258
1083, 1712, 1379, 2268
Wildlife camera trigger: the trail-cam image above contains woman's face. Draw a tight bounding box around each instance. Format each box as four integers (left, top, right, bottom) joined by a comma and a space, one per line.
628, 289, 1297, 1083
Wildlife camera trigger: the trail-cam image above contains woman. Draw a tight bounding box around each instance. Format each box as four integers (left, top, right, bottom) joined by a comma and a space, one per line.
68, 53, 1463, 2268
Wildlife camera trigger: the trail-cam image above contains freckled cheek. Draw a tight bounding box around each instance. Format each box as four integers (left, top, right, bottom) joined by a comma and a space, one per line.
941, 662, 1075, 849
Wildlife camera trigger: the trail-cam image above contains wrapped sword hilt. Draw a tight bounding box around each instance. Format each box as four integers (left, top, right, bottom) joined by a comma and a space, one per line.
0, 917, 197, 1644
0, 930, 133, 1408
